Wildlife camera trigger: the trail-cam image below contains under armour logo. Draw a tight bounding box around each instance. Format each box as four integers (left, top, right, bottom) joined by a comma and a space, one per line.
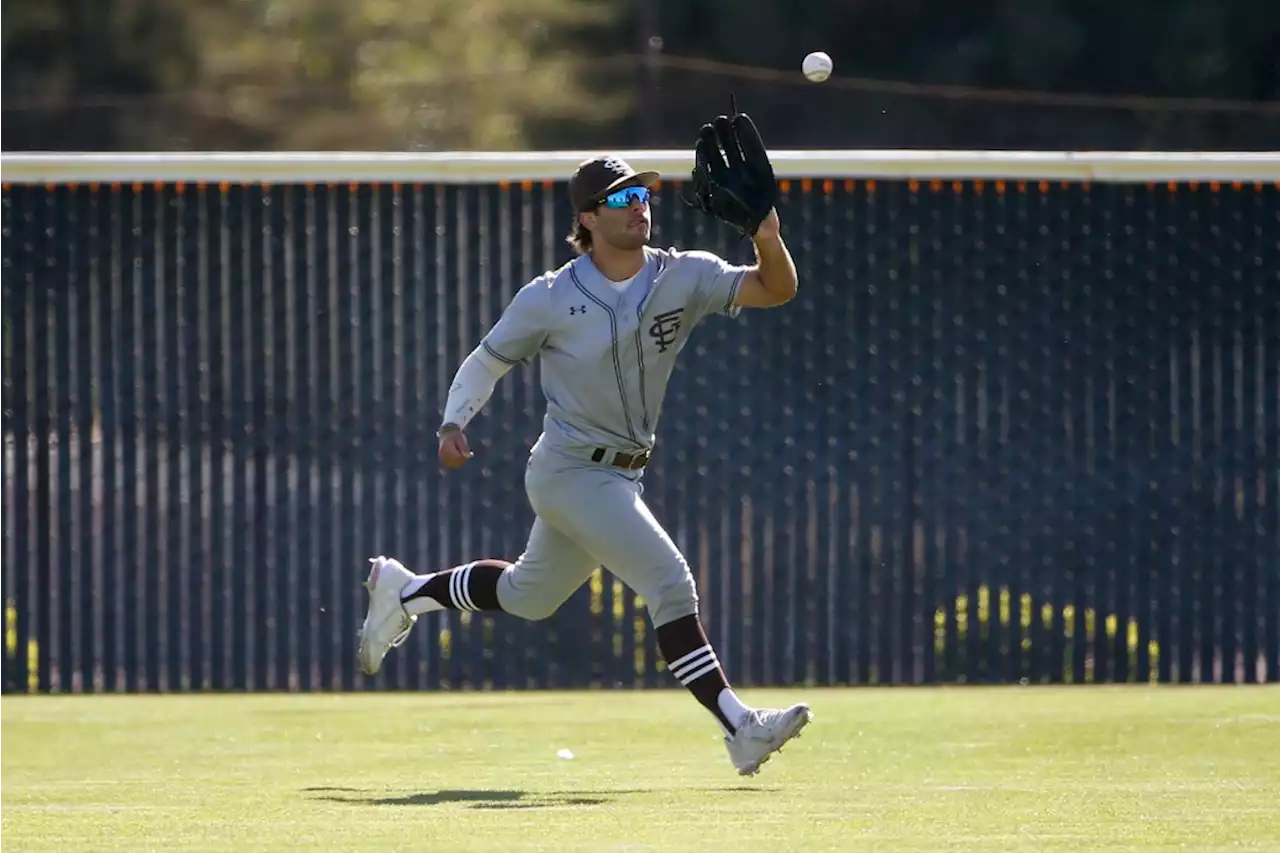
569, 305, 587, 315
648, 308, 683, 353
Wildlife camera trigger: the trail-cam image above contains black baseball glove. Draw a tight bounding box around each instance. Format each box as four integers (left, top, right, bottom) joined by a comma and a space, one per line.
681, 100, 778, 239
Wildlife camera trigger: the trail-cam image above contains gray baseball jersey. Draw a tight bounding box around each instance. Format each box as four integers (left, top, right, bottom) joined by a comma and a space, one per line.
480, 245, 752, 455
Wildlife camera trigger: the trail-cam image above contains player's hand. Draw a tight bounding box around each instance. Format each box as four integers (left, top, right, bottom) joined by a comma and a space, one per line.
752, 208, 781, 243
438, 427, 473, 469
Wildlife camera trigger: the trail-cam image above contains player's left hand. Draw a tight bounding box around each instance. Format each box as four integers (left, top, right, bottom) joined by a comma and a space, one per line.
752, 208, 781, 242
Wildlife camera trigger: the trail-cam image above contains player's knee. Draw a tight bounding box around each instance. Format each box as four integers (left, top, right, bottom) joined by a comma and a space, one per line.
507, 597, 561, 622
495, 568, 564, 622
647, 565, 699, 627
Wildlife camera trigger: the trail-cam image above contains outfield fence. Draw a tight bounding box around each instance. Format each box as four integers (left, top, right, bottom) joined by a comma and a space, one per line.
3, 150, 1278, 694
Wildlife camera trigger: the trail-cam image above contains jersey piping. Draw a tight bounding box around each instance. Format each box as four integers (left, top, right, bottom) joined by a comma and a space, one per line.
569, 266, 639, 445
481, 340, 521, 366
630, 252, 667, 434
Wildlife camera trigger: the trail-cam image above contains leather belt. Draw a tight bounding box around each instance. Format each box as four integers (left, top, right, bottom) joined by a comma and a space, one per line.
591, 447, 651, 470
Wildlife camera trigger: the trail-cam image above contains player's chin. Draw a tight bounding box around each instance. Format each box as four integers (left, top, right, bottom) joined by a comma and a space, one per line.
612, 232, 649, 251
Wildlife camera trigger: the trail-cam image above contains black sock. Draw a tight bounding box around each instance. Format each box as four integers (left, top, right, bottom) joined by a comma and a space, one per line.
402, 559, 508, 612
656, 614, 739, 734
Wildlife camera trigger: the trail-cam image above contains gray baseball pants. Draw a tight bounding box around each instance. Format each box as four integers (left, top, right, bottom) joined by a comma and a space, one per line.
494, 441, 698, 628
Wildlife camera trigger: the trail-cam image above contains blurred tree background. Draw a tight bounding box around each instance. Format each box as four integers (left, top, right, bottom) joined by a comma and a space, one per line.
4, 0, 1279, 151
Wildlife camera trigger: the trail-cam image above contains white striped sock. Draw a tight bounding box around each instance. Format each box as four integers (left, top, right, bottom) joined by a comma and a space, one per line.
450, 563, 477, 611
669, 644, 720, 685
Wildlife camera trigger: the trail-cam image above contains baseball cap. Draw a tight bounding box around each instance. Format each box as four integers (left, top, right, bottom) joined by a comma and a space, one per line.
569, 155, 660, 212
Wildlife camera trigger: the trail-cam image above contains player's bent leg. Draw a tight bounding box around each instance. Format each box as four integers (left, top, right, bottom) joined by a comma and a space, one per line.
529, 465, 811, 770
358, 513, 598, 675
358, 554, 514, 676
494, 516, 599, 621
400, 559, 512, 616
534, 480, 736, 732
647, 597, 811, 775
398, 517, 597, 622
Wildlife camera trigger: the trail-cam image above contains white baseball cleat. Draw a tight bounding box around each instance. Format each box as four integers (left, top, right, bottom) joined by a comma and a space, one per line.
356, 555, 416, 676
724, 703, 813, 776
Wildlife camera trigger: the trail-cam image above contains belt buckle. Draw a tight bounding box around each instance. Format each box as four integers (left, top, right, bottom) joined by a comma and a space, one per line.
594, 447, 650, 469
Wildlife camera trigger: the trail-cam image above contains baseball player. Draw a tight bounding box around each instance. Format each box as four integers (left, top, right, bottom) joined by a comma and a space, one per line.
357, 111, 812, 776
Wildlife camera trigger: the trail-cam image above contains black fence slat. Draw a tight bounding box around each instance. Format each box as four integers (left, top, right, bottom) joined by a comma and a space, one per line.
1, 183, 14, 693
333, 183, 360, 691
404, 183, 429, 691
263, 183, 289, 691
353, 182, 375, 693
294, 183, 320, 691
251, 184, 273, 690
32, 183, 56, 696
207, 184, 229, 688
313, 183, 341, 690
51, 184, 76, 693
5, 185, 34, 694
192, 184, 210, 688
73, 186, 99, 692
230, 184, 253, 691
159, 181, 184, 693
101, 185, 126, 691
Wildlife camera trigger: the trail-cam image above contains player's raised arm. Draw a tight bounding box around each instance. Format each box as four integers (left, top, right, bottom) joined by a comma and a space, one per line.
733, 208, 798, 309
680, 213, 798, 322
680, 105, 797, 311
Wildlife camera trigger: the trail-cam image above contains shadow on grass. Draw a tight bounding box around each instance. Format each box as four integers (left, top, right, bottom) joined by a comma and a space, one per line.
303, 786, 775, 809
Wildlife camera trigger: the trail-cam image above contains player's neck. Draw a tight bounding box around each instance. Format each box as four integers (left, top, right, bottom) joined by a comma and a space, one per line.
587, 247, 645, 283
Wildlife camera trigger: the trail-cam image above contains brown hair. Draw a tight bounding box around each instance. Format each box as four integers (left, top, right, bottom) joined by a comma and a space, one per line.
565, 215, 592, 255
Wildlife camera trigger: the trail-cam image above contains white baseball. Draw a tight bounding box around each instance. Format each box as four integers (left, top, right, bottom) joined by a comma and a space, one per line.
803, 51, 832, 83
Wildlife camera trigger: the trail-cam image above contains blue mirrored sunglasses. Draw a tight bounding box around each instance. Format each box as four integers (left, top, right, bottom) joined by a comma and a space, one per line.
602, 186, 651, 209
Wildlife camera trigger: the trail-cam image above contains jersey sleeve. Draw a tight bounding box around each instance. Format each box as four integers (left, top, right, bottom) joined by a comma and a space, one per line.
479, 278, 550, 366
680, 249, 753, 322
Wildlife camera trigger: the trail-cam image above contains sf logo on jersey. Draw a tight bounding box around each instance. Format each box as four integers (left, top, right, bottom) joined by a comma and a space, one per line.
648, 308, 683, 353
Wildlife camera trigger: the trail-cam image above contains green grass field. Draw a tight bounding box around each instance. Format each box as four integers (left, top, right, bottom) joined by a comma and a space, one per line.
3, 685, 1278, 852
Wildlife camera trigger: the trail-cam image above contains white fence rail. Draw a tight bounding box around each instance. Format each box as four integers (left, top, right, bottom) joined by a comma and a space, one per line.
3, 150, 1280, 185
